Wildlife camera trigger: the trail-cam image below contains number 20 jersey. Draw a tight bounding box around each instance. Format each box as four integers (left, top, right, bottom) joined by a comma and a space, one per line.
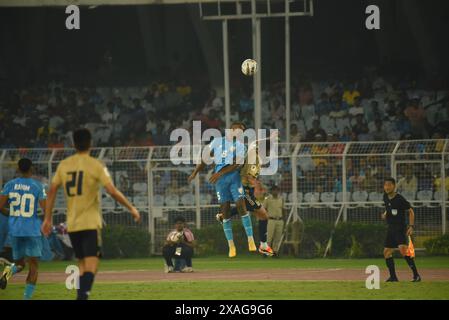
52, 153, 112, 232
1, 177, 47, 237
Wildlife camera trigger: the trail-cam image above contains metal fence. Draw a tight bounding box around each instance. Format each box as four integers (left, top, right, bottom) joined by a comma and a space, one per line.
1, 139, 448, 253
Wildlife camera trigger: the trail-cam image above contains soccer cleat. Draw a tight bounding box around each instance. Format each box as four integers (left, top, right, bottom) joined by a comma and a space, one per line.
0, 265, 13, 289
386, 277, 399, 282
216, 213, 224, 225
258, 244, 274, 256
412, 275, 421, 282
248, 238, 257, 252
180, 267, 193, 273
164, 265, 174, 273
228, 246, 237, 258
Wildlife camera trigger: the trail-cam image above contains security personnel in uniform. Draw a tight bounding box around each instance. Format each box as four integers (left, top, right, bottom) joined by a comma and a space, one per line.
263, 185, 285, 254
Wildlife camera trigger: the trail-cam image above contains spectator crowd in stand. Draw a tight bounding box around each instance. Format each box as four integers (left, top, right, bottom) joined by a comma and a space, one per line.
1, 70, 448, 150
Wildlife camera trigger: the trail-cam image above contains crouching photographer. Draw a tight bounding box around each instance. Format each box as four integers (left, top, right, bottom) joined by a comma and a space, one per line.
162, 216, 195, 273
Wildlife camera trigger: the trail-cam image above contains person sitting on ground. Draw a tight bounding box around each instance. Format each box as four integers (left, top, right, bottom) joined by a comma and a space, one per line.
162, 216, 195, 273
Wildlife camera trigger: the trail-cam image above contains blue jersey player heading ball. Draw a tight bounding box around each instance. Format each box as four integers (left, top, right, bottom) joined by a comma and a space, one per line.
188, 122, 256, 258
0, 158, 47, 299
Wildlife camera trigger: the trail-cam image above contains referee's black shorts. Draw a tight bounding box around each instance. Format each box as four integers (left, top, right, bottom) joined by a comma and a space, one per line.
384, 225, 408, 248
68, 229, 102, 259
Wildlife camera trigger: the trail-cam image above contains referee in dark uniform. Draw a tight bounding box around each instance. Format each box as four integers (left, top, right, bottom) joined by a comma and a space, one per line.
382, 178, 421, 282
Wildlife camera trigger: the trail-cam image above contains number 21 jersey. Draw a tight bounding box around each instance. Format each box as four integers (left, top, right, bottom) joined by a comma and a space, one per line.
53, 153, 112, 232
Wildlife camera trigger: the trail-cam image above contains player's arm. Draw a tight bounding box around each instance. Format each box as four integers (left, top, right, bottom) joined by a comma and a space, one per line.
209, 164, 242, 184
104, 182, 140, 223
381, 210, 386, 220
189, 141, 216, 183
188, 162, 206, 183
42, 182, 60, 236
407, 207, 415, 236
0, 195, 9, 216
39, 199, 46, 216
183, 239, 196, 248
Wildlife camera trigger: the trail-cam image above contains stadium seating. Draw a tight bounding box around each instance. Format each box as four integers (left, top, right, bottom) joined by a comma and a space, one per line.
433, 190, 448, 200
401, 191, 416, 201
287, 192, 303, 203
153, 194, 165, 206
200, 193, 212, 205
416, 190, 434, 208
303, 192, 320, 203
320, 192, 339, 208
181, 193, 195, 206
351, 190, 368, 207
165, 194, 180, 207
416, 190, 433, 201
134, 195, 148, 207
102, 196, 116, 208
320, 192, 336, 203
132, 182, 147, 195
368, 191, 384, 208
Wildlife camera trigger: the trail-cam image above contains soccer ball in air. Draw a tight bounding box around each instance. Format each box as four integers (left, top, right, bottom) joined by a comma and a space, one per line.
241, 59, 258, 76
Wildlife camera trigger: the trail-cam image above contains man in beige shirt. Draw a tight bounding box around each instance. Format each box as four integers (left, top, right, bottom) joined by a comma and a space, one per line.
263, 185, 285, 254
397, 168, 418, 194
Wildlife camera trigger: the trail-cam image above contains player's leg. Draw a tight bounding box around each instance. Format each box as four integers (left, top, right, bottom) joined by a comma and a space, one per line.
221, 201, 237, 257
384, 227, 399, 281
162, 244, 176, 272
272, 220, 284, 254
267, 219, 275, 249
231, 176, 256, 252
384, 247, 398, 281
253, 207, 274, 256
78, 256, 99, 300
216, 176, 237, 257
69, 230, 100, 300
0, 246, 13, 266
236, 197, 257, 251
24, 257, 39, 300
20, 236, 43, 299
215, 206, 239, 225
179, 244, 194, 272
399, 242, 421, 282
0, 237, 26, 289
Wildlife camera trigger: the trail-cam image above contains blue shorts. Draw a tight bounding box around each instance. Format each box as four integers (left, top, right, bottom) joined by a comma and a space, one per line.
0, 233, 7, 250
215, 170, 245, 204
0, 215, 8, 249
10, 236, 42, 260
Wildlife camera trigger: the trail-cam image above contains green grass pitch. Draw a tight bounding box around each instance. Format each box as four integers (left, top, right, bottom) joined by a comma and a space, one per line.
1, 256, 448, 300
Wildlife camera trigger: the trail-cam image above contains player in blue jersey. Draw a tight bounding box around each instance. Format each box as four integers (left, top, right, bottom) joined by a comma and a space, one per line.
0, 158, 47, 299
188, 122, 256, 258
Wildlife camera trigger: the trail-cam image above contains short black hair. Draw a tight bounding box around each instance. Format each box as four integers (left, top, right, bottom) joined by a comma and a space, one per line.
174, 216, 186, 224
384, 177, 396, 185
18, 158, 32, 173
231, 121, 246, 130
271, 185, 279, 191
73, 128, 92, 151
